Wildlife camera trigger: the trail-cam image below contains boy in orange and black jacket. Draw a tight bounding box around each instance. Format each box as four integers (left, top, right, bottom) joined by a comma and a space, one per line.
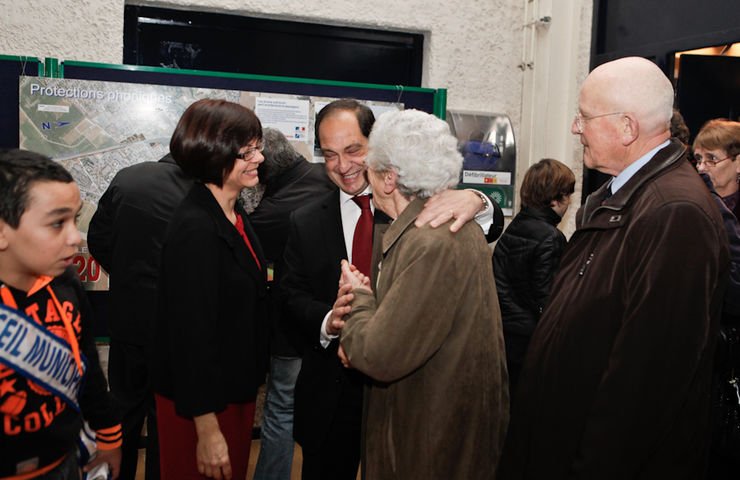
0, 149, 121, 479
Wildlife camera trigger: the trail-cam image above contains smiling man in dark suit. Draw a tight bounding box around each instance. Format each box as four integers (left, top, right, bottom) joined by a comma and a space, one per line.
280, 98, 502, 480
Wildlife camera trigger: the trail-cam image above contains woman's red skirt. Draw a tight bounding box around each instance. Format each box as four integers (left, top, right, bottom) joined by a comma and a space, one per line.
155, 394, 255, 480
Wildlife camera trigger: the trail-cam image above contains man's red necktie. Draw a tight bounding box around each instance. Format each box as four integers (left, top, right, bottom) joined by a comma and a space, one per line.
351, 195, 373, 277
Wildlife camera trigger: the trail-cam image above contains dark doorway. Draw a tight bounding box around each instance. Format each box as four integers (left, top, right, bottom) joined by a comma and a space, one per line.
582, 0, 740, 199
676, 54, 740, 142
123, 5, 424, 87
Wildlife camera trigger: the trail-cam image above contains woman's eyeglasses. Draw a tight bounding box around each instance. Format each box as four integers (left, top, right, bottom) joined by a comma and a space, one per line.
236, 143, 264, 161
694, 153, 733, 167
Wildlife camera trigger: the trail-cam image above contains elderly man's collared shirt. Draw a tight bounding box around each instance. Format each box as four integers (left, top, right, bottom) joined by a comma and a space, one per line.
609, 140, 670, 194
320, 186, 374, 347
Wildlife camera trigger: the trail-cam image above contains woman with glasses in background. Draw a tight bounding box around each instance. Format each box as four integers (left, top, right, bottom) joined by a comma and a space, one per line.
693, 119, 740, 479
694, 119, 740, 219
153, 99, 270, 480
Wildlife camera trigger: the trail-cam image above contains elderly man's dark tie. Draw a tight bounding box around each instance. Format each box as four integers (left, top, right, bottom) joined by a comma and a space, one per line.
601, 187, 613, 205
352, 195, 373, 277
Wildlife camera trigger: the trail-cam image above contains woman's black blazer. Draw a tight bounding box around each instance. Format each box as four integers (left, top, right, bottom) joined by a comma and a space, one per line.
153, 182, 270, 417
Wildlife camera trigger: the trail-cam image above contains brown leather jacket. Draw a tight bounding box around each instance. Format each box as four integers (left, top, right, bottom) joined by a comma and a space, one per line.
500, 139, 730, 480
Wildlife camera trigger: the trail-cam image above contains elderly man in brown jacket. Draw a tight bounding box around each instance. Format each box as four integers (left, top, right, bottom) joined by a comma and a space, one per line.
337, 109, 509, 480
498, 57, 729, 479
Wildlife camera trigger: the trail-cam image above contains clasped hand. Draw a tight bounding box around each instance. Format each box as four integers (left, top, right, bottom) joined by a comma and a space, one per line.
331, 260, 372, 369
326, 260, 371, 336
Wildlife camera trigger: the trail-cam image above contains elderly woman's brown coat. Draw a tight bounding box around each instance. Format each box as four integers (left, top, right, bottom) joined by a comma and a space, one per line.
340, 198, 509, 480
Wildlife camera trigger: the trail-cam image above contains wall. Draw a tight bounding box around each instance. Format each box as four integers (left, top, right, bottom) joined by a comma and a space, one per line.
0, 0, 593, 235
518, 0, 593, 235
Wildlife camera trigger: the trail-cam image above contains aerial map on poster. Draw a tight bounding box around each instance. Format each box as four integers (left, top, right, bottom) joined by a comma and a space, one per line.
19, 76, 401, 289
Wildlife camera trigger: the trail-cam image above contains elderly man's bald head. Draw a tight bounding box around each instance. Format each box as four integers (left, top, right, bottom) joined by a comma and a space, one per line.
574, 57, 675, 175
582, 57, 674, 136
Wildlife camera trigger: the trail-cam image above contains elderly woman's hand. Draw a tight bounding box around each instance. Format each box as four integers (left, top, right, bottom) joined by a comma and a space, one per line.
340, 259, 372, 292
338, 344, 353, 369
327, 262, 372, 336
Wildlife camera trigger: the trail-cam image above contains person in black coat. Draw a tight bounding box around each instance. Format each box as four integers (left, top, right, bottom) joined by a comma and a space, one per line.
88, 153, 192, 480
492, 158, 575, 393
152, 99, 269, 480
692, 119, 740, 479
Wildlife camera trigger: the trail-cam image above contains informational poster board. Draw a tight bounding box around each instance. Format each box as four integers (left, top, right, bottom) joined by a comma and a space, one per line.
19, 76, 401, 290
446, 111, 516, 216
4, 57, 442, 338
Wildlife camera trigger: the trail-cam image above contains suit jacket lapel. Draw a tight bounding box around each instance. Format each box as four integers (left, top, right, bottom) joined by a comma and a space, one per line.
381, 198, 425, 255
192, 183, 266, 287
321, 189, 348, 264
371, 209, 392, 282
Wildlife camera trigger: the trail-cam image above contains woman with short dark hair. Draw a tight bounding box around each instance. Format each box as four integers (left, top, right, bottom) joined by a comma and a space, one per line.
153, 99, 269, 480
492, 158, 575, 393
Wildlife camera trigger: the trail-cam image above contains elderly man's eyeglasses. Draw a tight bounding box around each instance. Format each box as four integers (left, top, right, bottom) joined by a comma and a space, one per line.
236, 143, 263, 161
694, 153, 734, 167
573, 112, 627, 134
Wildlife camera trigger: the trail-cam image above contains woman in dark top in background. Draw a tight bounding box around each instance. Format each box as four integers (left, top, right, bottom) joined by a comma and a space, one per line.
693, 119, 740, 479
492, 158, 575, 393
153, 99, 269, 480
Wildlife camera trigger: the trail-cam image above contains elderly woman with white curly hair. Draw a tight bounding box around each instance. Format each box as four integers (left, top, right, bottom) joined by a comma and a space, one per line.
335, 109, 509, 480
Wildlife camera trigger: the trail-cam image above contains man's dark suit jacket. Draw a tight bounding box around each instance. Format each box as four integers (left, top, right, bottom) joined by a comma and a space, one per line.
88, 154, 192, 345
249, 160, 334, 357
280, 189, 367, 454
